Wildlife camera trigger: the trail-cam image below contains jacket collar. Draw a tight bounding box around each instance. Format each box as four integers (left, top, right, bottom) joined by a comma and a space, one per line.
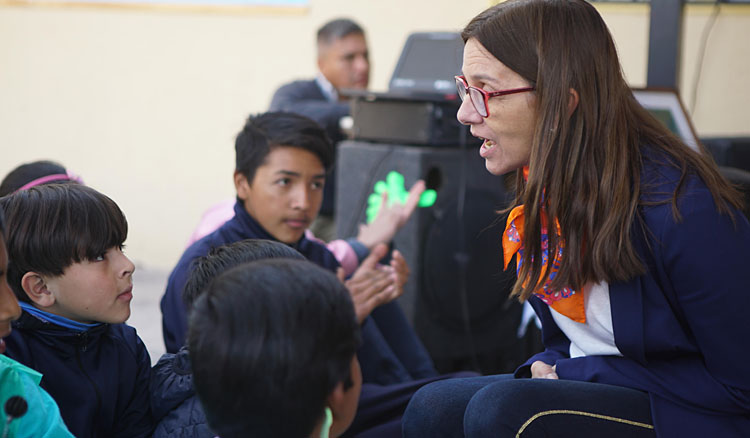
223, 200, 340, 272
13, 309, 109, 339
230, 199, 312, 254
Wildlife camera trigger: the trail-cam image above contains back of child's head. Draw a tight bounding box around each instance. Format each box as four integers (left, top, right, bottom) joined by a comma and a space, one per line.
182, 238, 305, 309
188, 258, 361, 438
0, 160, 81, 197
235, 112, 334, 183
0, 184, 127, 302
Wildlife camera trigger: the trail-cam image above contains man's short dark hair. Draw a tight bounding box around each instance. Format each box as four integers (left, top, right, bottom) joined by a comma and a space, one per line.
235, 112, 334, 184
188, 259, 360, 438
182, 239, 305, 308
0, 160, 70, 196
317, 18, 364, 47
0, 184, 128, 302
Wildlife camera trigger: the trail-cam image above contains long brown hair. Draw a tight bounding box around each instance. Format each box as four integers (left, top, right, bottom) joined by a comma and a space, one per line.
462, 0, 743, 301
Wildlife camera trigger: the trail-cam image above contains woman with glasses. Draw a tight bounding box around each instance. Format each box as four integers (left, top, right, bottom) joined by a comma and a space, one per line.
402, 1, 750, 437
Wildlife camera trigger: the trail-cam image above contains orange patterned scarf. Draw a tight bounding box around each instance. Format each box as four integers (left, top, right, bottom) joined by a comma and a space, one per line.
502, 169, 586, 323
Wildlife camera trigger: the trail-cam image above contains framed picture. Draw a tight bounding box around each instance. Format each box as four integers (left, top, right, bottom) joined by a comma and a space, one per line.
632, 88, 700, 152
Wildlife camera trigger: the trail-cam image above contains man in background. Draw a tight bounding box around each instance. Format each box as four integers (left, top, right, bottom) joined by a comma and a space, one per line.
269, 18, 370, 240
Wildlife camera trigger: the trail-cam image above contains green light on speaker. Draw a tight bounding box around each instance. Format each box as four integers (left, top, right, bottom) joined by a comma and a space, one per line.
365, 171, 437, 224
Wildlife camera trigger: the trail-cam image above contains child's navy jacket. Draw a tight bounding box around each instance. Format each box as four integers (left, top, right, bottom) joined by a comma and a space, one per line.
4, 311, 154, 438
160, 199, 340, 354
150, 346, 212, 438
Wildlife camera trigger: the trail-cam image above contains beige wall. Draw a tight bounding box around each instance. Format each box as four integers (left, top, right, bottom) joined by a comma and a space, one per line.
0, 1, 748, 271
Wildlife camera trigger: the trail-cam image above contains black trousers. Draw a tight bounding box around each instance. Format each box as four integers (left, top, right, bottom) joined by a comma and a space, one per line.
403, 374, 655, 438
345, 371, 479, 438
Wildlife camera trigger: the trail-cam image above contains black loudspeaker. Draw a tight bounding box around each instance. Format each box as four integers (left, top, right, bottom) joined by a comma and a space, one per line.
702, 137, 750, 172
336, 140, 540, 374
719, 166, 750, 220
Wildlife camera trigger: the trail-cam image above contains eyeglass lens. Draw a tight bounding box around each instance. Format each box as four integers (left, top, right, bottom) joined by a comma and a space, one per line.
469, 88, 488, 117
455, 77, 467, 101
455, 77, 488, 117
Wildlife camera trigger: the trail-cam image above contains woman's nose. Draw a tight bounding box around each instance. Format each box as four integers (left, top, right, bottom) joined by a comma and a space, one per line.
457, 97, 481, 126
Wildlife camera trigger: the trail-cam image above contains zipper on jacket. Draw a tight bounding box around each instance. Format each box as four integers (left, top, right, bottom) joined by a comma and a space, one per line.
75, 333, 103, 430
79, 331, 88, 352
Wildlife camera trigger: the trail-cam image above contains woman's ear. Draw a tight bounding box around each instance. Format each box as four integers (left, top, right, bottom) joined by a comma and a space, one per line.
568, 88, 580, 117
21, 272, 56, 308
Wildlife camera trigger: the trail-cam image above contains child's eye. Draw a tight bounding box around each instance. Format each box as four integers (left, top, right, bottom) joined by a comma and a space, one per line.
93, 253, 107, 262
311, 181, 324, 190
276, 178, 291, 187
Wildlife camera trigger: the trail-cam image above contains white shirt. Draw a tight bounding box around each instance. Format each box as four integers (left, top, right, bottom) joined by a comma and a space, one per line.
550, 281, 623, 358
315, 72, 338, 102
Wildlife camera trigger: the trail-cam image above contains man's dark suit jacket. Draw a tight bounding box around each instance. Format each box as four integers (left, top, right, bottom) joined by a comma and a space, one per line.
269, 79, 349, 143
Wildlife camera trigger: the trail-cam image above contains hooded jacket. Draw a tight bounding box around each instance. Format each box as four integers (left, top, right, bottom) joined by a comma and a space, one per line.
150, 346, 213, 438
4, 311, 154, 438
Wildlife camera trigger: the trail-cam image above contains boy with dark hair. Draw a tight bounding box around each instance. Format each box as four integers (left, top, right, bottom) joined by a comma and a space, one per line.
161, 111, 422, 376
182, 238, 305, 308
161, 111, 341, 352
0, 184, 153, 438
161, 111, 472, 437
151, 239, 305, 438
189, 258, 361, 438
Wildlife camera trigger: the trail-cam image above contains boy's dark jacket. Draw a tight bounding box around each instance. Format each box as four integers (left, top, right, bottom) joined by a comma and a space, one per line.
160, 200, 339, 353
160, 200, 437, 385
4, 311, 154, 438
150, 346, 212, 438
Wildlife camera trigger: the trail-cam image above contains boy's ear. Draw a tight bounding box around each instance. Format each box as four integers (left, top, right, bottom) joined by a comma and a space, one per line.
327, 381, 346, 411
325, 382, 350, 437
234, 171, 251, 201
21, 272, 56, 308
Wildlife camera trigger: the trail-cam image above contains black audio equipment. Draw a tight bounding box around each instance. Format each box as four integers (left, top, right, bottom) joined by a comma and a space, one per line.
350, 96, 478, 146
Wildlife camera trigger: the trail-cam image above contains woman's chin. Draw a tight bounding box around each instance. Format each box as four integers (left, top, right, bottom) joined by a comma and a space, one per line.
484, 159, 513, 176
484, 153, 527, 176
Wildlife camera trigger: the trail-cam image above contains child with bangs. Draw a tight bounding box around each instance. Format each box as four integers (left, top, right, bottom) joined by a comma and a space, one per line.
0, 183, 153, 438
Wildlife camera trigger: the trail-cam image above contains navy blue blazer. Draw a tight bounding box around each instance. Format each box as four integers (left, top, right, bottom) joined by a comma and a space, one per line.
516, 156, 750, 436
